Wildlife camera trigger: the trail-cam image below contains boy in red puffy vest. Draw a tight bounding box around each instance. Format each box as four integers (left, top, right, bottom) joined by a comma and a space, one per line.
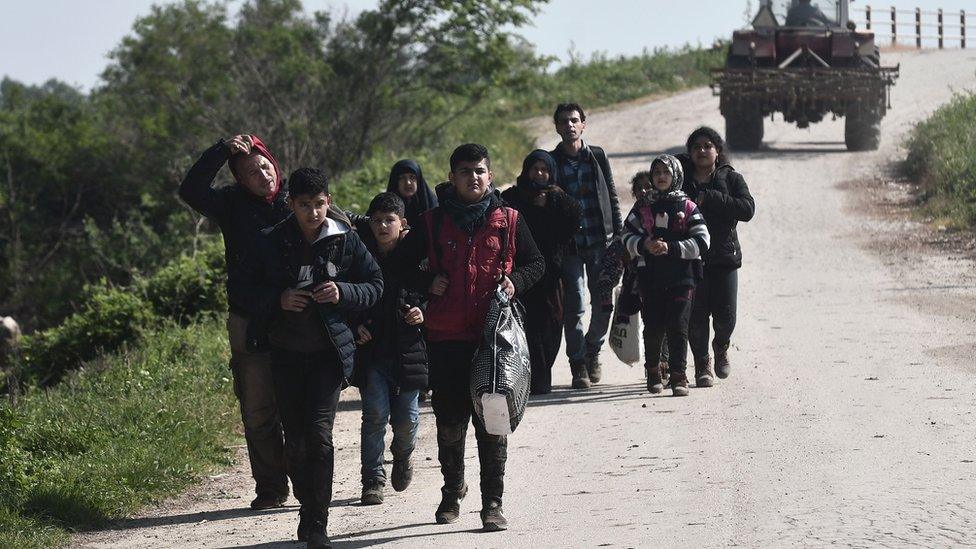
395, 143, 543, 531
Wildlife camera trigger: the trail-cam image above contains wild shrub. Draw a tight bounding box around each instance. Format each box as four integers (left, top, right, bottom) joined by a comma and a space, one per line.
905, 92, 976, 228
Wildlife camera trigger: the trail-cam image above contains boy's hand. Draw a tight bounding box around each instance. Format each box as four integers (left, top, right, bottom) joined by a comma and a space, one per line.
225, 134, 253, 155
403, 306, 424, 326
312, 281, 340, 304
500, 275, 515, 298
280, 288, 312, 311
430, 274, 449, 296
355, 325, 372, 345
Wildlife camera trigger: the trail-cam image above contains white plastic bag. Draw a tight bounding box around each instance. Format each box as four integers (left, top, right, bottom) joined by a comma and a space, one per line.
609, 286, 642, 365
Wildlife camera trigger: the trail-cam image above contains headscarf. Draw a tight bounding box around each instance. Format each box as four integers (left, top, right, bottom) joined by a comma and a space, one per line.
386, 159, 437, 224
645, 154, 686, 203
515, 149, 559, 192
228, 135, 282, 204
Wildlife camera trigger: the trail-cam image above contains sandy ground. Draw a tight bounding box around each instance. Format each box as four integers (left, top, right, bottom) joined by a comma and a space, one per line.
74, 49, 976, 548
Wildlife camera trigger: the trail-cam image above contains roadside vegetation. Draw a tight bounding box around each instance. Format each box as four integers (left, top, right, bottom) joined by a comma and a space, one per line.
904, 92, 976, 229
0, 0, 725, 546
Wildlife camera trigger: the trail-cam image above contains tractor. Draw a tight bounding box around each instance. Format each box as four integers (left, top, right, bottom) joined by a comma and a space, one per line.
710, 0, 900, 151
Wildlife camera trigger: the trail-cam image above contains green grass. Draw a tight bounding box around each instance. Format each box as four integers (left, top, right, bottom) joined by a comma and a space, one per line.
0, 318, 238, 548
905, 92, 976, 229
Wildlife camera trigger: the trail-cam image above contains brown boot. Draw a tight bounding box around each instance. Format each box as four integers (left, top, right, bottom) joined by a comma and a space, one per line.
670, 370, 690, 397
695, 356, 715, 388
645, 364, 663, 394
714, 346, 731, 379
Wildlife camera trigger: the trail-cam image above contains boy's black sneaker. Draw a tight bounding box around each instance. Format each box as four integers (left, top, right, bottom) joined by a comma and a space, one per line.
585, 352, 602, 384
435, 483, 468, 524
391, 458, 414, 492
714, 350, 731, 379
250, 493, 286, 510
480, 500, 508, 531
361, 482, 384, 505
570, 360, 591, 389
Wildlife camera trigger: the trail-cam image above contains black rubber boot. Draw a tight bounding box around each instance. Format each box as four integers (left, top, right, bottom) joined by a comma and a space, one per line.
435, 422, 467, 524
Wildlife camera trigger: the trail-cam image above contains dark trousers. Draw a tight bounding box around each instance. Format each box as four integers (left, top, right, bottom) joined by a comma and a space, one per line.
270, 347, 343, 517
689, 267, 738, 361
522, 281, 563, 394
640, 286, 694, 377
427, 340, 507, 507
227, 313, 287, 499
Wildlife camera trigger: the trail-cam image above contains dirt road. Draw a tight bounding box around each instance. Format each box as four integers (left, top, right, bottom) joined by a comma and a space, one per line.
75, 49, 976, 548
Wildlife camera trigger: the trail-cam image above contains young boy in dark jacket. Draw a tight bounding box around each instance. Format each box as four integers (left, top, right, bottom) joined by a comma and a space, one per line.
622, 155, 710, 396
350, 192, 428, 506
395, 143, 544, 532
231, 168, 383, 549
178, 134, 290, 510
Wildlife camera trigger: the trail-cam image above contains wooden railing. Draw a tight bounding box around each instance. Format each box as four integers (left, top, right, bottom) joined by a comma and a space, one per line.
855, 6, 974, 48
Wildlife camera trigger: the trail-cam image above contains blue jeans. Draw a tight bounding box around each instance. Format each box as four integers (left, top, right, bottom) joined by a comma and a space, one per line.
359, 363, 420, 485
561, 244, 613, 363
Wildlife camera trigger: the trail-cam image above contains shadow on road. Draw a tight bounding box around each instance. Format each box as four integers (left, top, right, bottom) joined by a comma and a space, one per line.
737, 145, 851, 157
94, 505, 296, 532
528, 382, 648, 408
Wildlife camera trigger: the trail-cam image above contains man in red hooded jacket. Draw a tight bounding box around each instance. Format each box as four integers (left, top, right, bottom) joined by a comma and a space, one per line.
179, 135, 291, 510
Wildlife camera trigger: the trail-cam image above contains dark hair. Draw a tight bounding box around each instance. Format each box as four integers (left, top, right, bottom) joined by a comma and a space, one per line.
553, 103, 586, 124
685, 126, 729, 166
366, 192, 405, 218
449, 143, 491, 171
630, 170, 651, 200
288, 167, 329, 197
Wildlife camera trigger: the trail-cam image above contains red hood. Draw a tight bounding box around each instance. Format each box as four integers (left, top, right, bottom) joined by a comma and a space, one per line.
228, 135, 283, 203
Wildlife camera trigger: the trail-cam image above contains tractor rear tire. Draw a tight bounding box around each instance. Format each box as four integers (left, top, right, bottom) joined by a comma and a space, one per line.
845, 112, 881, 151
725, 112, 763, 151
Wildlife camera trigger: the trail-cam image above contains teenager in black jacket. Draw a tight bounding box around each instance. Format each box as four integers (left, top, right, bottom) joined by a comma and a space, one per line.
178, 134, 289, 510
501, 150, 581, 394
349, 192, 429, 506
231, 168, 383, 549
679, 127, 756, 383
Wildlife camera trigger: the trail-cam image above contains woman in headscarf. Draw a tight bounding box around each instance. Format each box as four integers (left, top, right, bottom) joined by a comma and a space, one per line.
501, 150, 582, 394
387, 159, 437, 227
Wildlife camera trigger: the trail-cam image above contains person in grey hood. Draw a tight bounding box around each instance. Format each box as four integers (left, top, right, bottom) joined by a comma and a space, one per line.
622, 154, 710, 396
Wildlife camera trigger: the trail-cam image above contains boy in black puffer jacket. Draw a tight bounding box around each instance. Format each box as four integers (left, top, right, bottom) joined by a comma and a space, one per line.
231, 168, 383, 549
622, 155, 710, 397
350, 192, 429, 506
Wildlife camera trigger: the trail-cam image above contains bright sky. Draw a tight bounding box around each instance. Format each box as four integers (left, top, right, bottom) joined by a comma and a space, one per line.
1, 0, 969, 91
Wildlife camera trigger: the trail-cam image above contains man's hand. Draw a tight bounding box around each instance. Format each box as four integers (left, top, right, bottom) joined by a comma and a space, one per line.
500, 275, 515, 298
644, 238, 668, 256
403, 306, 424, 326
225, 134, 253, 156
312, 281, 340, 304
355, 324, 372, 345
280, 288, 312, 312
430, 274, 449, 296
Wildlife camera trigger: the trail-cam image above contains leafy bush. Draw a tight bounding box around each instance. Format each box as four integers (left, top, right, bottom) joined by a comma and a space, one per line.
905, 92, 976, 228
0, 319, 237, 548
142, 236, 227, 321
18, 287, 154, 386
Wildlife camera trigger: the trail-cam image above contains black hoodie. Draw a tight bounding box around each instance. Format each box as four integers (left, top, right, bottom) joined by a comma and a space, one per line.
678, 154, 755, 269
386, 159, 438, 227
